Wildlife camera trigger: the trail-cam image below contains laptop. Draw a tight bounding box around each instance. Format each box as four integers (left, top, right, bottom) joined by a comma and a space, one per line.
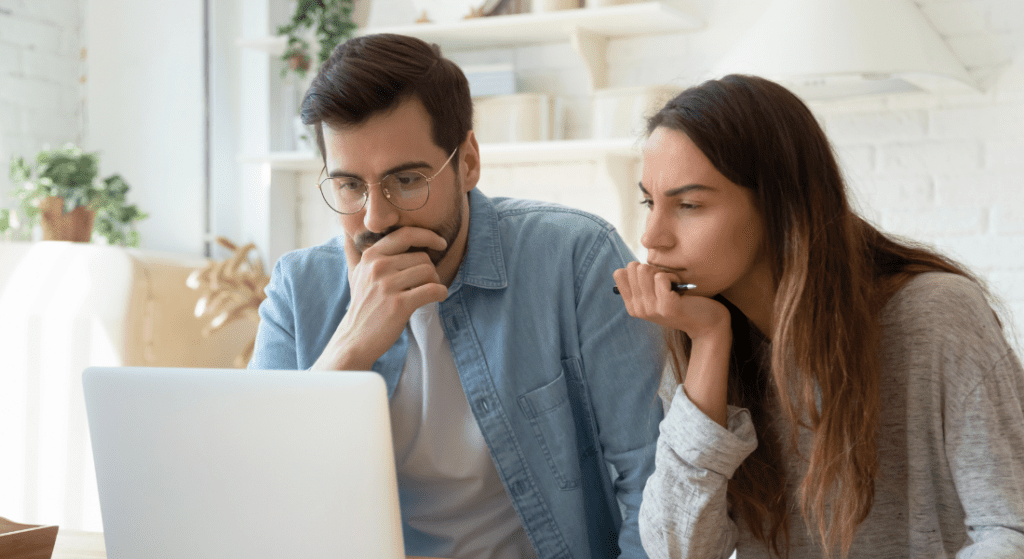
82, 367, 404, 559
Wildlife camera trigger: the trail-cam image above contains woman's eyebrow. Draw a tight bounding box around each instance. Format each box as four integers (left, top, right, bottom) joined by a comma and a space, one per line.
638, 182, 715, 196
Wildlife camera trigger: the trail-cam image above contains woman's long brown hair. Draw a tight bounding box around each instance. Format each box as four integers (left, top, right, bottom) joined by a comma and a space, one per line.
650, 75, 981, 558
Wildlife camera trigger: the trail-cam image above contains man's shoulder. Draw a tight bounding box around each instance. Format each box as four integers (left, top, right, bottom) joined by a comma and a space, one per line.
273, 236, 348, 279
488, 196, 617, 239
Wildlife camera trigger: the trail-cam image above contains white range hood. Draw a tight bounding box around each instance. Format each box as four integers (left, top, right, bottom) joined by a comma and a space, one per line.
714, 0, 978, 99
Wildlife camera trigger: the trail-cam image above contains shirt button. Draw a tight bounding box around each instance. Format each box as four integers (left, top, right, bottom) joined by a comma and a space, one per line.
476, 398, 490, 413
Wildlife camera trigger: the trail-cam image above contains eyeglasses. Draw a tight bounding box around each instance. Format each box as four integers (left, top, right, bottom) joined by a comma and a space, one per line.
317, 147, 458, 215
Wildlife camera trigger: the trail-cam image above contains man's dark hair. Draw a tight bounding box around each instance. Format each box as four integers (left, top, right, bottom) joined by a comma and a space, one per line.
300, 33, 473, 168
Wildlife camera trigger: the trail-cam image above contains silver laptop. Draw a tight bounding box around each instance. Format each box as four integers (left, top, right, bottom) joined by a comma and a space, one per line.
83, 367, 404, 559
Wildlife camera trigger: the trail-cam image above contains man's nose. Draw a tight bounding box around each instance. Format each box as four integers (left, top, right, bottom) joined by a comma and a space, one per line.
362, 185, 400, 233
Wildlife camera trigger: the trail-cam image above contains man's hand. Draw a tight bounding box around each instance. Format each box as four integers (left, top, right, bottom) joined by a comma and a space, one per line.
311, 227, 450, 371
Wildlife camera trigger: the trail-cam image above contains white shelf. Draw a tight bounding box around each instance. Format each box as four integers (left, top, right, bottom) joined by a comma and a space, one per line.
244, 138, 641, 171
362, 2, 702, 51
237, 2, 703, 88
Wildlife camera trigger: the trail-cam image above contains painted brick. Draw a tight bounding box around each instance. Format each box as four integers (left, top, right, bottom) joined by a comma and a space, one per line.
934, 171, 1022, 205
993, 59, 1024, 103
993, 204, 1024, 234
849, 175, 934, 211
987, 271, 1024, 305
23, 48, 77, 81
921, 2, 988, 36
21, 107, 76, 139
22, 0, 78, 25
807, 95, 888, 114
0, 100, 20, 134
881, 206, 988, 237
0, 14, 62, 53
931, 104, 1024, 139
821, 110, 929, 141
984, 139, 1024, 169
947, 32, 1015, 68
988, 0, 1024, 33
833, 144, 876, 176
932, 235, 1024, 270
0, 42, 21, 73
0, 75, 59, 108
879, 141, 981, 174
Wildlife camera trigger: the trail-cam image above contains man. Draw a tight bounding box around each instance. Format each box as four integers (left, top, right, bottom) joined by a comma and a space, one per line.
249, 33, 664, 559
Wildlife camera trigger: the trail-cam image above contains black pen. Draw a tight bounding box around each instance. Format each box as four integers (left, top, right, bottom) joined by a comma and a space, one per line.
613, 282, 697, 295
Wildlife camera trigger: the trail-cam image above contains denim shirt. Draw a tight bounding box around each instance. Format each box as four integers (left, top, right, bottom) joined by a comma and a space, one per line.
250, 189, 665, 559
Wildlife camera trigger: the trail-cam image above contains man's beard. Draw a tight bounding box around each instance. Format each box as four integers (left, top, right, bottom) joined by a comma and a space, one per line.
352, 175, 464, 266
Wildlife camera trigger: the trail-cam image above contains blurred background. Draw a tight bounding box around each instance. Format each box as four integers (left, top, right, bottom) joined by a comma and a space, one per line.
0, 0, 1021, 535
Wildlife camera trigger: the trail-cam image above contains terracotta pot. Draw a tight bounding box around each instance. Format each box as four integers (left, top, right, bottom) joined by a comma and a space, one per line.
39, 196, 95, 242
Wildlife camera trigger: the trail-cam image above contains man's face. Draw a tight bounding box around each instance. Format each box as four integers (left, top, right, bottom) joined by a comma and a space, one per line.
321, 98, 477, 273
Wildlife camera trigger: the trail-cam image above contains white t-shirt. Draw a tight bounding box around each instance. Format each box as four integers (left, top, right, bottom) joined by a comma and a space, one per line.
390, 302, 537, 559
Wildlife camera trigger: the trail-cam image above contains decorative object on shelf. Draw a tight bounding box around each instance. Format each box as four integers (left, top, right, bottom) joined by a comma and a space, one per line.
532, 0, 579, 13
2, 144, 148, 246
186, 237, 270, 368
0, 515, 58, 559
277, 0, 358, 79
474, 93, 555, 143
473, 0, 528, 16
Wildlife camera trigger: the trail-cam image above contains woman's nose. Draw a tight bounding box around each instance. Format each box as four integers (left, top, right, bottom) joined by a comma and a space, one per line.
640, 210, 675, 252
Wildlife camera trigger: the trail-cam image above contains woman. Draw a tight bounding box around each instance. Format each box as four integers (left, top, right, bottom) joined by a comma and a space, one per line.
613, 74, 1024, 558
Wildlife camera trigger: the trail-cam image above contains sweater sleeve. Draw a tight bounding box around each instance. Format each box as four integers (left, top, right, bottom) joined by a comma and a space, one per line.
639, 385, 758, 559
948, 348, 1024, 558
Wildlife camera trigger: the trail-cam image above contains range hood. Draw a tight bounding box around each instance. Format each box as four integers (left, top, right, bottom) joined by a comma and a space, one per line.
713, 0, 978, 99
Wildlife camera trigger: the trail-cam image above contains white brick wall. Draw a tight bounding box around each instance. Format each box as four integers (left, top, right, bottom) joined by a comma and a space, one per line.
0, 0, 83, 220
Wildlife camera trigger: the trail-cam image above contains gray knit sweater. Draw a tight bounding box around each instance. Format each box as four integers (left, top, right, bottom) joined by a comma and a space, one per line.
638, 272, 1024, 558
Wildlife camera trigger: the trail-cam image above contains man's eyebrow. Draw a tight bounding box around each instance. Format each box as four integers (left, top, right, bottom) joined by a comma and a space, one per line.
327, 160, 433, 180
638, 182, 716, 196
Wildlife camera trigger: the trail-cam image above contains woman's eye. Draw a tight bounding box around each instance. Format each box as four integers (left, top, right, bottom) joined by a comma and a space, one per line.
639, 199, 653, 209
680, 203, 699, 210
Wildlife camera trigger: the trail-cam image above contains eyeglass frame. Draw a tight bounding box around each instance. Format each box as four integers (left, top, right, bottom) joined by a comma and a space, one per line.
317, 147, 459, 215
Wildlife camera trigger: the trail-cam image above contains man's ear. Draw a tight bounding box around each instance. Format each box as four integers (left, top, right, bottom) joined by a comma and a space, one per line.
459, 130, 481, 193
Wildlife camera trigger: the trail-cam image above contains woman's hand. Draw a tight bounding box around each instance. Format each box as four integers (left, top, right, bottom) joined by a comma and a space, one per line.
613, 262, 733, 427
612, 262, 731, 341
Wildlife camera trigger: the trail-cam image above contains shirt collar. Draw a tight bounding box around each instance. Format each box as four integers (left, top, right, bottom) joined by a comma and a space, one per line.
448, 189, 507, 293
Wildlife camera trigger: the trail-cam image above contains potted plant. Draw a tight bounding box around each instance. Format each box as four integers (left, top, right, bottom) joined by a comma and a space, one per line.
1, 144, 148, 246
277, 0, 358, 79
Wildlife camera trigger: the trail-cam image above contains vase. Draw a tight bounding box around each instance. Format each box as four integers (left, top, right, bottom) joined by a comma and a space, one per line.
39, 196, 95, 242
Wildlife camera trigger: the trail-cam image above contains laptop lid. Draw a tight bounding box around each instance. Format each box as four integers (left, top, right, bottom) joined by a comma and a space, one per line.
83, 367, 404, 559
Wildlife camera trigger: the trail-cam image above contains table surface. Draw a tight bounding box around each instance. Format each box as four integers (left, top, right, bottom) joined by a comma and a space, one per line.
51, 529, 442, 559
52, 530, 106, 559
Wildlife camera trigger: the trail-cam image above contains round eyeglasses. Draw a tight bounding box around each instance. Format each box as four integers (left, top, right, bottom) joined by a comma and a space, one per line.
317, 148, 458, 215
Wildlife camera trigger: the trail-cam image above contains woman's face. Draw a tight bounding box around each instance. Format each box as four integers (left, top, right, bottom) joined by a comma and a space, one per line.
639, 126, 769, 302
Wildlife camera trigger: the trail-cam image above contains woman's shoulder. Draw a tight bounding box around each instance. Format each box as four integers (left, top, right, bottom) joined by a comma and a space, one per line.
881, 272, 997, 331
880, 271, 1017, 387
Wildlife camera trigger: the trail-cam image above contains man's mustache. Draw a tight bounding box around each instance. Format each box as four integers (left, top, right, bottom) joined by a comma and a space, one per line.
354, 228, 431, 255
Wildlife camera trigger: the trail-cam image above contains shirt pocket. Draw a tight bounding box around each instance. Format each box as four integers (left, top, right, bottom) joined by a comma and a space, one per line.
517, 366, 582, 490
